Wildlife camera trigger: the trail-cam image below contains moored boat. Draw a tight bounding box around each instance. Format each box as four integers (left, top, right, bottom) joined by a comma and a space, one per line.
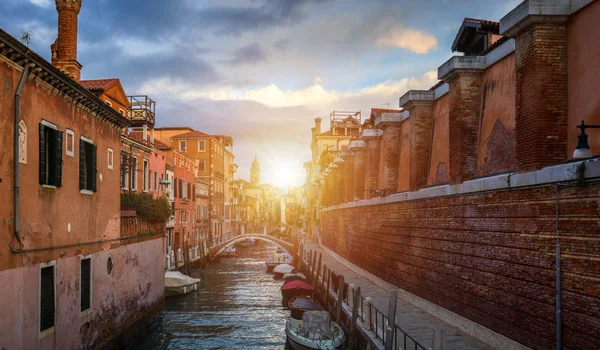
285, 311, 345, 350
288, 296, 322, 320
164, 271, 201, 296
283, 272, 306, 283
221, 246, 237, 257
273, 263, 295, 279
266, 252, 287, 272
239, 238, 255, 247
281, 280, 314, 301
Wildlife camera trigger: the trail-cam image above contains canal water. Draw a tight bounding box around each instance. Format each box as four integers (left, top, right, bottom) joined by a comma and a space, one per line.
129, 240, 290, 349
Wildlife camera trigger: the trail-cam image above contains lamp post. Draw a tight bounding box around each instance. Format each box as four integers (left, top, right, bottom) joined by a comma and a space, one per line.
573, 120, 600, 159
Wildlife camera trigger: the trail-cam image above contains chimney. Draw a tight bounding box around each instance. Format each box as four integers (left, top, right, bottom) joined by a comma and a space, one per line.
315, 117, 322, 134
51, 0, 82, 82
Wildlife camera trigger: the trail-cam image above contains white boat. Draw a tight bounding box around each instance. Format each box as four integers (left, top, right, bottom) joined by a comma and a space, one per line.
273, 263, 295, 279
285, 311, 345, 350
239, 238, 255, 247
164, 271, 201, 296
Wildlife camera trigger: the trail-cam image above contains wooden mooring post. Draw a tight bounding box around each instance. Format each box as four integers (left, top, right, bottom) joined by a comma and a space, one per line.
311, 251, 317, 284
349, 286, 361, 350
314, 253, 322, 289
384, 289, 398, 350
336, 274, 345, 323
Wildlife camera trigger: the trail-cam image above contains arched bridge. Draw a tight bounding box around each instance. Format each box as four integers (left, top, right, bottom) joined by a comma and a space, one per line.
210, 233, 294, 258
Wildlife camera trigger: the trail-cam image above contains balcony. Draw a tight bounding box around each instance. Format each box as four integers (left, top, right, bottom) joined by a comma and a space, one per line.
127, 95, 156, 127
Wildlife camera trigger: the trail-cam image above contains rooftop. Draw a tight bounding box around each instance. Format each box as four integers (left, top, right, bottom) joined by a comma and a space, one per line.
80, 78, 119, 92
172, 130, 210, 139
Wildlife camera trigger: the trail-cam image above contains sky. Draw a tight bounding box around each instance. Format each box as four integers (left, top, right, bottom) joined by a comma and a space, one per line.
1, 0, 521, 189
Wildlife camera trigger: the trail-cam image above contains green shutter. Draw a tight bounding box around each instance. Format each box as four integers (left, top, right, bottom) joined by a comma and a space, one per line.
55, 131, 63, 187
39, 124, 46, 185
91, 144, 97, 192
79, 140, 85, 190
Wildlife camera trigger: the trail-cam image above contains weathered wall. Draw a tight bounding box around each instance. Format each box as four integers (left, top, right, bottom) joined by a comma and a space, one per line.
397, 120, 411, 192
0, 238, 165, 350
322, 183, 600, 350
427, 94, 450, 186
567, 0, 600, 158
0, 57, 122, 271
477, 54, 516, 176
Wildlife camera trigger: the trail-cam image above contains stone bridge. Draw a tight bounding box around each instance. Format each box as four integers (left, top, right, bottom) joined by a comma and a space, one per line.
209, 233, 294, 258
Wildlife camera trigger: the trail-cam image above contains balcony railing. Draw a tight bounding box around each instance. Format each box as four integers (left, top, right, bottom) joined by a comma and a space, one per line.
127, 95, 156, 127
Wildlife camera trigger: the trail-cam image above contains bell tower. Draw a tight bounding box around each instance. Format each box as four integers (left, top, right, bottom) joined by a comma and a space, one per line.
250, 155, 260, 185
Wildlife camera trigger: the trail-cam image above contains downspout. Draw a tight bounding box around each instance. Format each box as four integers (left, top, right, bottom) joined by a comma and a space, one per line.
555, 184, 562, 350
12, 64, 30, 249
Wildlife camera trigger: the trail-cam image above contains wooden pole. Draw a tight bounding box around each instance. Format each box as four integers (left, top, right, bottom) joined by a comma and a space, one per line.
307, 250, 312, 282
349, 286, 361, 350
336, 274, 345, 323
384, 289, 398, 350
311, 251, 317, 284
315, 252, 322, 289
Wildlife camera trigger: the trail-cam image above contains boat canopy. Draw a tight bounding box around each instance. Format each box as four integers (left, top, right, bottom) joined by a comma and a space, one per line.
300, 311, 333, 339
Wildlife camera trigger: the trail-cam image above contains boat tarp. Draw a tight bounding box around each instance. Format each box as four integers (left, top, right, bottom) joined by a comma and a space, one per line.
290, 297, 322, 311
300, 311, 333, 339
165, 271, 201, 288
273, 263, 295, 274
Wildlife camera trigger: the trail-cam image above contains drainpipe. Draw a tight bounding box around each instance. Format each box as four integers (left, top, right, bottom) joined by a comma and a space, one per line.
12, 65, 30, 249
555, 184, 562, 350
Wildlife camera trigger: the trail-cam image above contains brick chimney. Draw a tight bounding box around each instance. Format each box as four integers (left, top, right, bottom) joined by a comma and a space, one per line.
314, 118, 322, 134
51, 0, 82, 82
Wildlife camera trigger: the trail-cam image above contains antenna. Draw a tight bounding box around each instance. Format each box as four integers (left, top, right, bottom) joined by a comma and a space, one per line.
21, 30, 31, 47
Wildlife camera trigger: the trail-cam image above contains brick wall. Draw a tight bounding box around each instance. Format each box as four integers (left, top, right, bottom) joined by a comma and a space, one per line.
321, 183, 600, 350
515, 23, 568, 171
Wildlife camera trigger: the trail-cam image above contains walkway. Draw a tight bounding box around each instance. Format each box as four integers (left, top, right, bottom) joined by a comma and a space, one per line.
302, 241, 493, 350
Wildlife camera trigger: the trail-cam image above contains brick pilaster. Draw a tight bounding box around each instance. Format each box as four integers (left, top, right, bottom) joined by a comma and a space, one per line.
333, 158, 345, 205
341, 150, 355, 203
361, 129, 383, 198
401, 91, 435, 191
375, 113, 403, 195
349, 141, 367, 200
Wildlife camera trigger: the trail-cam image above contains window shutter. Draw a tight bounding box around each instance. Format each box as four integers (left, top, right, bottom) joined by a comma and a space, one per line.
91, 144, 97, 192
192, 185, 196, 201
79, 140, 85, 190
174, 177, 178, 198
55, 131, 63, 187
39, 124, 46, 185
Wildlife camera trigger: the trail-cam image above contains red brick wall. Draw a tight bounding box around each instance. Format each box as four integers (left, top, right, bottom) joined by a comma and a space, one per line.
409, 104, 434, 191
321, 183, 600, 350
515, 23, 568, 171
365, 138, 381, 198
428, 94, 450, 186
397, 121, 411, 192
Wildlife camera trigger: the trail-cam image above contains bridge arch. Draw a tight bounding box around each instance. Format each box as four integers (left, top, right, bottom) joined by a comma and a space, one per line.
212, 234, 293, 257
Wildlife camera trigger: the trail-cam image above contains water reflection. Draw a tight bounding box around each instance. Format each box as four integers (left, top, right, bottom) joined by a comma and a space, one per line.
130, 241, 289, 349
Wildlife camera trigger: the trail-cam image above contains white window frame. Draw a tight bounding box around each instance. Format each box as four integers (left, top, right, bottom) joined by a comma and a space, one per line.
143, 159, 149, 192
105, 100, 112, 107
107, 148, 114, 170
39, 260, 57, 337
119, 108, 125, 116
179, 140, 186, 152
80, 255, 93, 315
154, 172, 158, 191
65, 129, 75, 157
198, 140, 205, 152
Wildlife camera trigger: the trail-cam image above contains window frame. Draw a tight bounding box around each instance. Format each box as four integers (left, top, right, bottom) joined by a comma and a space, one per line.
107, 148, 114, 170
142, 159, 149, 192
198, 140, 205, 152
79, 136, 96, 194
179, 140, 186, 152
154, 172, 158, 191
131, 156, 138, 191
39, 121, 63, 188
65, 129, 75, 157
80, 255, 92, 314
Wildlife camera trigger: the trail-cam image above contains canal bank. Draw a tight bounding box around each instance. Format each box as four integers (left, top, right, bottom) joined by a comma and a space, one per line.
129, 240, 290, 349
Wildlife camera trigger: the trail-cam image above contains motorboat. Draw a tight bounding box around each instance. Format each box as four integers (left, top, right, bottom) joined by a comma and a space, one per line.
221, 246, 237, 257
281, 280, 314, 302
273, 263, 296, 279
164, 271, 201, 296
288, 296, 322, 320
266, 252, 287, 272
283, 272, 306, 283
285, 311, 345, 350
239, 238, 255, 247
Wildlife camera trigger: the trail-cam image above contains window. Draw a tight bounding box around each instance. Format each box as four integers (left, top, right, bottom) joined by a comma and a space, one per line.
40, 264, 55, 333
79, 137, 97, 192
80, 258, 91, 312
143, 159, 149, 192
180, 158, 184, 167
107, 148, 114, 170
105, 100, 112, 107
198, 140, 205, 152
131, 156, 138, 190
120, 153, 129, 189
65, 129, 74, 157
154, 172, 158, 191
39, 122, 63, 187
119, 108, 125, 116
179, 140, 186, 152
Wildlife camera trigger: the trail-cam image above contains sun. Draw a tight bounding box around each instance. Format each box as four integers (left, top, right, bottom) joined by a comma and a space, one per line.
274, 166, 295, 189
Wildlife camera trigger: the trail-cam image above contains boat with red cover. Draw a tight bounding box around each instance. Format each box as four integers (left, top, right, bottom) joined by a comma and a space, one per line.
281, 280, 314, 302
288, 296, 322, 320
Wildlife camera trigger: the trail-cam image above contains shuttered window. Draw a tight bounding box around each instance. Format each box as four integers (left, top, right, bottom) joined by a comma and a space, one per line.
39, 123, 63, 187
79, 138, 97, 192
80, 258, 91, 312
40, 265, 55, 332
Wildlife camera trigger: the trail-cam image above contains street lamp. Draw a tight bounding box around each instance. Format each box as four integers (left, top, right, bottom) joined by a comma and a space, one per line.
573, 120, 600, 159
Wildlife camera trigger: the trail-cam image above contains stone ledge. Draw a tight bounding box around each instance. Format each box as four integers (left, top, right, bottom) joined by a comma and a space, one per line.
499, 0, 570, 37
348, 140, 366, 150
438, 56, 486, 81
398, 90, 434, 109
434, 83, 449, 99
323, 158, 600, 212
374, 112, 403, 127
360, 128, 383, 140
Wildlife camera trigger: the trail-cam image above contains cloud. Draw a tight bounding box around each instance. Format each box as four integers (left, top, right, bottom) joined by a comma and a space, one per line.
377, 28, 438, 54
226, 43, 268, 65
29, 0, 52, 8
